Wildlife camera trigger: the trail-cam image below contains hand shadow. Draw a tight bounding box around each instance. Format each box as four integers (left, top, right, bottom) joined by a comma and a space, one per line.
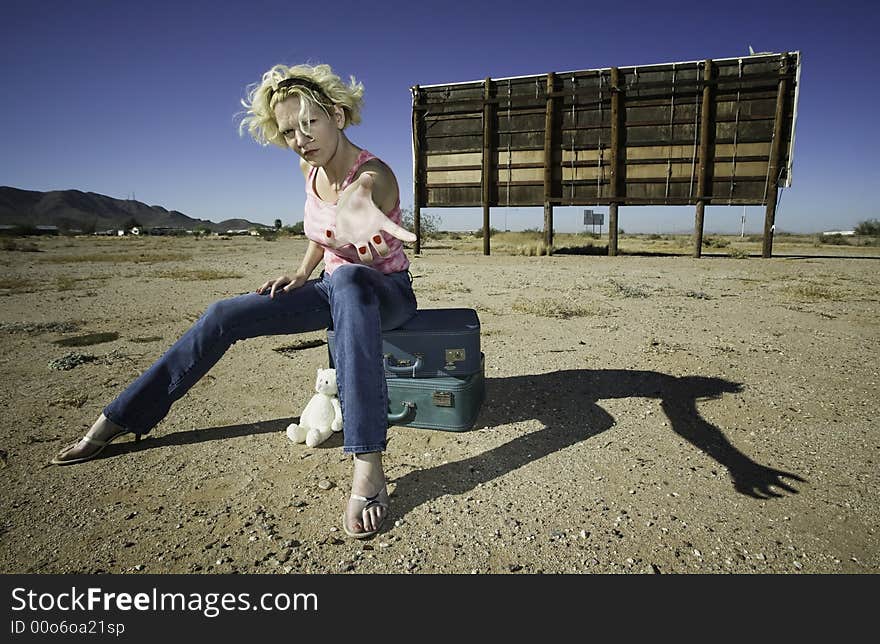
388, 369, 805, 520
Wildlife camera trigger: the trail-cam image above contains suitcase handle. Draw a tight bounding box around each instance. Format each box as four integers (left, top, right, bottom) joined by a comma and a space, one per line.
387, 401, 415, 424
383, 354, 423, 376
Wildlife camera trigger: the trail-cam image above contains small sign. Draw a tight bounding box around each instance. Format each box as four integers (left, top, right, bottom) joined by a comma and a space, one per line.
584, 210, 604, 226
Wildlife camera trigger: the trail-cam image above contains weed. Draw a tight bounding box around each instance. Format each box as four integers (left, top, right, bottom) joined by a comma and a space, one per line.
818, 234, 849, 246
702, 236, 730, 248
0, 278, 36, 294
0, 321, 80, 334
512, 296, 598, 319
1, 239, 40, 252
425, 280, 471, 293
783, 284, 846, 301
155, 269, 244, 281
48, 352, 98, 370
43, 252, 191, 264
728, 248, 750, 259
49, 394, 89, 408
607, 279, 650, 298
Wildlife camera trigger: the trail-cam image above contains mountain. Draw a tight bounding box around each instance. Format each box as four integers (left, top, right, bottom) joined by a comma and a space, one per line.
0, 186, 269, 233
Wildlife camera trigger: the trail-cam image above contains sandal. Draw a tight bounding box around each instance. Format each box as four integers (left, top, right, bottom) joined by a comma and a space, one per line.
342, 484, 390, 539
51, 427, 138, 466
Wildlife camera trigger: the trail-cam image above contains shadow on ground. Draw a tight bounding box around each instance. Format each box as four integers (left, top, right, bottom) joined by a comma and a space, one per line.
96, 369, 804, 520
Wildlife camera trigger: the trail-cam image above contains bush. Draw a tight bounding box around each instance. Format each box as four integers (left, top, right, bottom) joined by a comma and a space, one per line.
400, 208, 440, 239
819, 234, 849, 245
284, 221, 305, 235
702, 236, 730, 248
855, 219, 880, 236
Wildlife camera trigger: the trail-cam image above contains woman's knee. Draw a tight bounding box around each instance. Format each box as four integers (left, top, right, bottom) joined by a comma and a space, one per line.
329, 264, 375, 288
328, 265, 379, 300
201, 294, 253, 334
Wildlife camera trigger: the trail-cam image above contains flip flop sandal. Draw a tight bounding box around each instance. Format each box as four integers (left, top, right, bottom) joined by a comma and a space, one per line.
51, 429, 138, 466
342, 484, 390, 539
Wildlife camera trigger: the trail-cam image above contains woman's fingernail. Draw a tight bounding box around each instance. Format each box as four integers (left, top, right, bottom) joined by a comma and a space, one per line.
358, 246, 367, 254
373, 235, 382, 244
326, 230, 332, 237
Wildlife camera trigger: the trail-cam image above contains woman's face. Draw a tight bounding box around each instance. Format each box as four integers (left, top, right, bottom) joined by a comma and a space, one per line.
274, 95, 344, 167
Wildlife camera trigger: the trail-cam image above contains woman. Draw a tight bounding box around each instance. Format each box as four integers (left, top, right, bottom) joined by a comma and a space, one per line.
51, 63, 418, 539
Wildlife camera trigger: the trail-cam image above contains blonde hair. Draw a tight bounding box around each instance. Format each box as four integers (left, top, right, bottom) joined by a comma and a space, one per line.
238, 63, 364, 148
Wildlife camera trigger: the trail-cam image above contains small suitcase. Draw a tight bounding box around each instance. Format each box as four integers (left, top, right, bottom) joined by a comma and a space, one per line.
386, 354, 485, 432
328, 308, 481, 378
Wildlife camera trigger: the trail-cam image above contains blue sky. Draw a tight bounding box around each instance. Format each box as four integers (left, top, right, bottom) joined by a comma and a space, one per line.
2, 0, 877, 234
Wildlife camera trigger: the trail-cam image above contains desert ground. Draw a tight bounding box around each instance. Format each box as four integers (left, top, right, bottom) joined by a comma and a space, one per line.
1, 232, 878, 574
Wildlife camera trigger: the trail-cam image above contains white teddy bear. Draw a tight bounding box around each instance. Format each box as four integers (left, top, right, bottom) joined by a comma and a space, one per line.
286, 368, 343, 448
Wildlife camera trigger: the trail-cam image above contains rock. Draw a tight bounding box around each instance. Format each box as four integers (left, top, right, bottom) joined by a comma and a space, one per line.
317, 480, 334, 491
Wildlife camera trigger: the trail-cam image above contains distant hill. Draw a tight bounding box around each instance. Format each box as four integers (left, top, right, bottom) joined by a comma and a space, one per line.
0, 186, 269, 233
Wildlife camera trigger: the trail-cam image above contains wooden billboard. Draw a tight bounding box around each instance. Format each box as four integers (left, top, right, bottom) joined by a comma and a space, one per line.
411, 52, 800, 256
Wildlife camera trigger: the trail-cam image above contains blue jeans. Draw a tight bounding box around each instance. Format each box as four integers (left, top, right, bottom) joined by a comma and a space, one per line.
103, 265, 417, 454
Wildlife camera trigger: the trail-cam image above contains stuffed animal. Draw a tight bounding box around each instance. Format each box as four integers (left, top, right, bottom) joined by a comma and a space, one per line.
286, 368, 343, 447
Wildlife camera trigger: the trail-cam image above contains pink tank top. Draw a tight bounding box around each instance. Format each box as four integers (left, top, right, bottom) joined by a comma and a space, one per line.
303, 150, 410, 275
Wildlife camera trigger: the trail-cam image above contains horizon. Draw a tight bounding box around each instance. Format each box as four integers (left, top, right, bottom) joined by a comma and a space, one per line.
2, 0, 878, 235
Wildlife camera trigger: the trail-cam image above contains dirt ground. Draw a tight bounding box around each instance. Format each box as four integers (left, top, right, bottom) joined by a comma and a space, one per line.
1, 234, 877, 574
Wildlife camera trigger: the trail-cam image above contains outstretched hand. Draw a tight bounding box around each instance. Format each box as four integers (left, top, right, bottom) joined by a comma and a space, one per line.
326, 172, 416, 264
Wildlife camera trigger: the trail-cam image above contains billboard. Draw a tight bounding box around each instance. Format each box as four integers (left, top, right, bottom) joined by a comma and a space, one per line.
411, 52, 800, 210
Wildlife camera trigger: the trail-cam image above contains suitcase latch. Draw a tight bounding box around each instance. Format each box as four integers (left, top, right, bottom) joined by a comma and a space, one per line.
445, 348, 466, 367
432, 391, 454, 407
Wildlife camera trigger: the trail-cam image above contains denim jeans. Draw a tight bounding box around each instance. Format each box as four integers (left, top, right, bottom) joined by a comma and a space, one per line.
103, 265, 417, 454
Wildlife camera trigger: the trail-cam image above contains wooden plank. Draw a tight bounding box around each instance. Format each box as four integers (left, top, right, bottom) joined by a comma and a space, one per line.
543, 72, 555, 248
763, 55, 790, 258
609, 67, 622, 256
482, 78, 494, 255
694, 60, 714, 257
412, 85, 423, 254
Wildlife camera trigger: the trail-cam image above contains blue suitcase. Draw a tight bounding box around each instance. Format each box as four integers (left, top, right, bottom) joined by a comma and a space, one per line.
328, 308, 481, 378
327, 309, 485, 431
386, 354, 485, 432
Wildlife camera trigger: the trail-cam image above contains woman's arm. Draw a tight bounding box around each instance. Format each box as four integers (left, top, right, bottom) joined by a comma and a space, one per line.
256, 239, 324, 298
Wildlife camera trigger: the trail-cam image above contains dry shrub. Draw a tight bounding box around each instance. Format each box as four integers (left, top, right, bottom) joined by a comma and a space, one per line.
44, 252, 191, 264
155, 269, 244, 281
513, 242, 554, 256
783, 283, 846, 301
512, 296, 598, 319
606, 279, 650, 298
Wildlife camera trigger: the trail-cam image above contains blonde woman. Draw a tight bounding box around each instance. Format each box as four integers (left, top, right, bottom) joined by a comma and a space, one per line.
52, 63, 418, 539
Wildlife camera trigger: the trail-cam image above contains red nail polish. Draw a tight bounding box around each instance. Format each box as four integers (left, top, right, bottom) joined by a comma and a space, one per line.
326, 230, 332, 237
373, 235, 382, 244
358, 246, 367, 254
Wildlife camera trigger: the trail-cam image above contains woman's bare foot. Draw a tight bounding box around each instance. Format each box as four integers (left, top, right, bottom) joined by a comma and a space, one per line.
343, 452, 389, 537
51, 414, 131, 465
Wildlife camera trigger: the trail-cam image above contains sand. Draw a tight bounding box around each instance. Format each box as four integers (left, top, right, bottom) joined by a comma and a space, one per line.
0, 234, 877, 573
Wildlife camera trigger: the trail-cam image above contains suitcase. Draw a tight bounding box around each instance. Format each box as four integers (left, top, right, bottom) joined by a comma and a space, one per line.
328, 308, 481, 378
386, 354, 485, 432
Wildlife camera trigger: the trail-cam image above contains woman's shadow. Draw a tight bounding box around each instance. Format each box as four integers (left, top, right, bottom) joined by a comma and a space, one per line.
97, 368, 804, 519
389, 369, 804, 521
